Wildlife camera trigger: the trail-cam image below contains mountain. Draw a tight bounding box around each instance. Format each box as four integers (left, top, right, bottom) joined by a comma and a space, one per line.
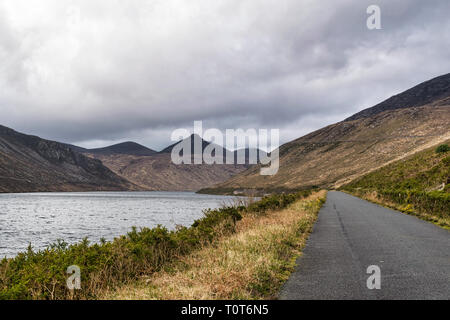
87, 142, 157, 156
201, 74, 450, 194
83, 135, 260, 191
0, 125, 138, 193
87, 153, 248, 191
160, 134, 265, 163
346, 73, 450, 121
159, 134, 212, 154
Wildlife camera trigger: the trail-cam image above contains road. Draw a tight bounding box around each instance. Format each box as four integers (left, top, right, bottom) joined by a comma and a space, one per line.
279, 191, 450, 300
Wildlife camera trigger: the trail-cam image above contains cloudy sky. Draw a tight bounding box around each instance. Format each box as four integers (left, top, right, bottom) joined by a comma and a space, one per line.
1, 0, 449, 150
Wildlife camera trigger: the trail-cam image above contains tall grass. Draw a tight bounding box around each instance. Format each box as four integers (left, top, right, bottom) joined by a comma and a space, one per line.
0, 190, 312, 300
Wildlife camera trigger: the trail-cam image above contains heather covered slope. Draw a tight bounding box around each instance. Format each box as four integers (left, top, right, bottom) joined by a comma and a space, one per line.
88, 152, 248, 191
342, 141, 450, 193
340, 141, 450, 228
203, 74, 450, 194
0, 125, 137, 193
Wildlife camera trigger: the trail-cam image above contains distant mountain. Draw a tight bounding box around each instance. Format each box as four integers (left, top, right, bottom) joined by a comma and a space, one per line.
202, 73, 450, 194
159, 134, 211, 154
346, 73, 450, 121
88, 142, 157, 156
88, 152, 247, 191
0, 125, 139, 193
160, 134, 265, 162
84, 134, 265, 191
63, 143, 88, 153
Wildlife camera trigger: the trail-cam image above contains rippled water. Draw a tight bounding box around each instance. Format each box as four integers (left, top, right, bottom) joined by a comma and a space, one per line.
0, 191, 234, 258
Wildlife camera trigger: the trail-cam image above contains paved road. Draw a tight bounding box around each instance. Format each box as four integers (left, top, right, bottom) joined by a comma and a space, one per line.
279, 191, 450, 300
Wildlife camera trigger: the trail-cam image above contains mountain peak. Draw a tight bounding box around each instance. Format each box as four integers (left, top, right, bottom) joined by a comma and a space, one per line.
345, 73, 450, 121
159, 134, 212, 154
88, 141, 157, 156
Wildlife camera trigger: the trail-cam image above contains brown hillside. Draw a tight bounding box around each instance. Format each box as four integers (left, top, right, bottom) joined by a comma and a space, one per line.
204, 105, 450, 194
87, 152, 248, 191
84, 134, 263, 191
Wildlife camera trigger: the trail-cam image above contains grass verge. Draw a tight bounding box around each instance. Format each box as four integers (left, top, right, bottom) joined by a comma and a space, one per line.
0, 190, 315, 300
104, 190, 326, 300
342, 189, 449, 229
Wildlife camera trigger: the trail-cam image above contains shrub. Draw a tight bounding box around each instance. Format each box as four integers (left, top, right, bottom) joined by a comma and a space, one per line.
246, 190, 312, 214
436, 144, 450, 153
377, 189, 449, 219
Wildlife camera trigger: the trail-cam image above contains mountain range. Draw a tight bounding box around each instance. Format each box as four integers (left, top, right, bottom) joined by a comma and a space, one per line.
0, 130, 255, 192
0, 73, 449, 193
201, 73, 450, 194
83, 135, 254, 191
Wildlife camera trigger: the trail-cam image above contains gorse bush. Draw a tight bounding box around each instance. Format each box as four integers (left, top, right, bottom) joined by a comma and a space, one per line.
376, 189, 449, 219
436, 144, 450, 154
0, 191, 311, 300
246, 190, 312, 214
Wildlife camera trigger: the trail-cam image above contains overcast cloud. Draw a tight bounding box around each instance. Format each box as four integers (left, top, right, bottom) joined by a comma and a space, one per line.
1, 0, 449, 150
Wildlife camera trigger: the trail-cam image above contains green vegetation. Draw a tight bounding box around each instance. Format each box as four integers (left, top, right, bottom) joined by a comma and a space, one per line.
341, 141, 450, 228
0, 190, 313, 300
246, 192, 308, 213
436, 144, 450, 153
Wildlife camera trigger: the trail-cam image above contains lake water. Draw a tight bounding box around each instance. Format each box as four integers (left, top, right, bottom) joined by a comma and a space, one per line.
0, 191, 234, 258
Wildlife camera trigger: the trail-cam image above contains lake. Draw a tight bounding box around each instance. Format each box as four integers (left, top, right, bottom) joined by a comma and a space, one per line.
0, 191, 234, 258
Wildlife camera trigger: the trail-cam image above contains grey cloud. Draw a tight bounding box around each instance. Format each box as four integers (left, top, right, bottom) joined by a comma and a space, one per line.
0, 0, 449, 149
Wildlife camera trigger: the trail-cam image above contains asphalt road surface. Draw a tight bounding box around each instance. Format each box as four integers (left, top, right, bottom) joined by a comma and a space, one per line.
279, 191, 450, 300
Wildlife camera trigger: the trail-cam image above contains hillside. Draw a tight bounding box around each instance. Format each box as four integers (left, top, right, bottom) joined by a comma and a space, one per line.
202, 74, 450, 194
340, 141, 449, 228
346, 73, 450, 121
84, 135, 254, 191
341, 141, 450, 193
0, 125, 137, 193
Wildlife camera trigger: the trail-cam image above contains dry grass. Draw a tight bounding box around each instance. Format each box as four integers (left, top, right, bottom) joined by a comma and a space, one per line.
103, 191, 327, 300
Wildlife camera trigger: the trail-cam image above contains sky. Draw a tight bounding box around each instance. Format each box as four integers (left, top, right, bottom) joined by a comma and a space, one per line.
1, 0, 449, 150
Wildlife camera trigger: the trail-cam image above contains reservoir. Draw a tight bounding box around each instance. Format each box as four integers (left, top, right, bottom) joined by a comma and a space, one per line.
0, 191, 233, 258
